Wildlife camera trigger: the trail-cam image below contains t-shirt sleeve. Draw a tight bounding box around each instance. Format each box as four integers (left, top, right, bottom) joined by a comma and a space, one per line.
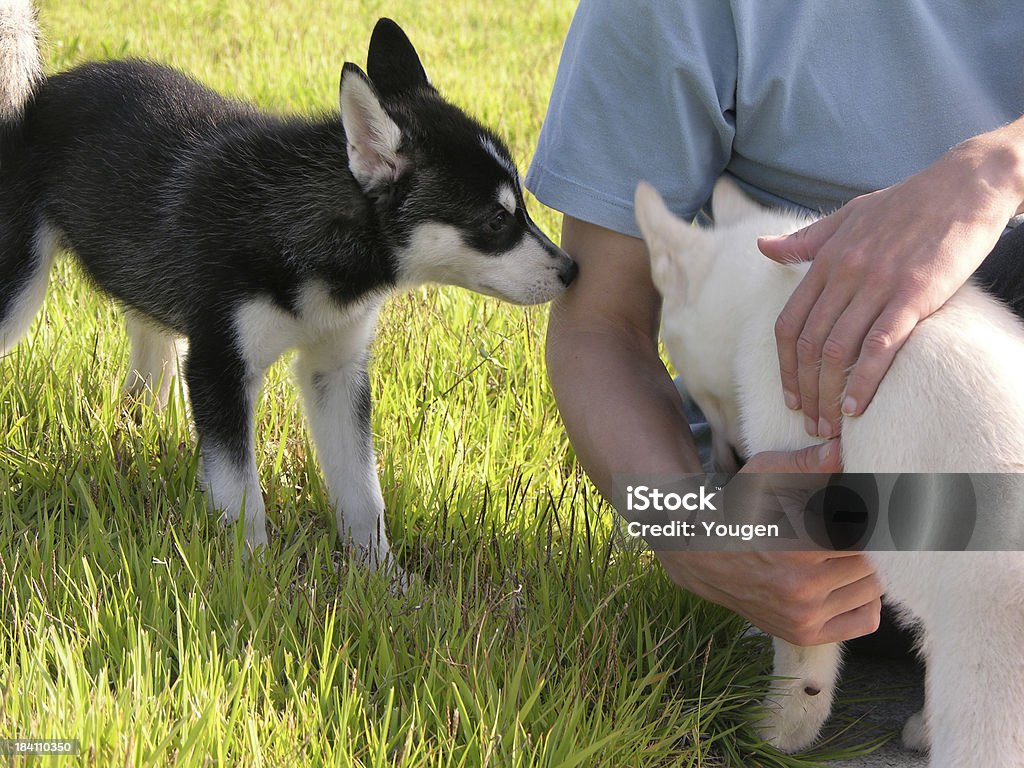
525, 1, 738, 237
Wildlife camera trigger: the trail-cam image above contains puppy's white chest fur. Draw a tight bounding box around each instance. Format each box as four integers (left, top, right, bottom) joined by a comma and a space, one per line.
233, 283, 384, 371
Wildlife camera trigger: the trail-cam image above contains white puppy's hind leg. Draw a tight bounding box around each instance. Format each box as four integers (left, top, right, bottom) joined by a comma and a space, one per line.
124, 311, 184, 409
758, 639, 843, 752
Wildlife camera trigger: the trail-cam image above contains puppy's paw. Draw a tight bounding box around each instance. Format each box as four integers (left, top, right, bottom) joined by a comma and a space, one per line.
901, 709, 929, 752
387, 562, 420, 595
757, 680, 833, 753
343, 540, 412, 589
241, 526, 270, 561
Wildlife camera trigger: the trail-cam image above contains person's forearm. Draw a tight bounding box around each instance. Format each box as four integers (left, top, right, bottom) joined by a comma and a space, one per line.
545, 300, 703, 502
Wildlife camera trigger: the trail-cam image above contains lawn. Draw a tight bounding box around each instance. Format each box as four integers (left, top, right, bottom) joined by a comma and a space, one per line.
1, 1, 875, 765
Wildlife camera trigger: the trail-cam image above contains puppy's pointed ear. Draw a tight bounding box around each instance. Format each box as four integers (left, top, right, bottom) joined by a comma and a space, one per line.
635, 181, 702, 296
711, 176, 761, 227
367, 18, 431, 98
340, 63, 406, 190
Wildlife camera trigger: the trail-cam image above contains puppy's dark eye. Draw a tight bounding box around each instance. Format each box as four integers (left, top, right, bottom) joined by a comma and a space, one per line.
488, 209, 512, 232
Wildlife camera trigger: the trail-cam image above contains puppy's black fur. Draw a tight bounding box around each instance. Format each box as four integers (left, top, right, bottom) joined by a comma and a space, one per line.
0, 14, 575, 557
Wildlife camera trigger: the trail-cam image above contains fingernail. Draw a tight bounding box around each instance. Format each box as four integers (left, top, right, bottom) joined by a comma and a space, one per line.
818, 418, 833, 438
783, 390, 799, 410
841, 396, 857, 416
817, 441, 833, 463
804, 416, 818, 436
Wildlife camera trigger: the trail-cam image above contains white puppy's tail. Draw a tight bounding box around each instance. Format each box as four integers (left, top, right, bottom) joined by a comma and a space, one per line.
0, 0, 42, 129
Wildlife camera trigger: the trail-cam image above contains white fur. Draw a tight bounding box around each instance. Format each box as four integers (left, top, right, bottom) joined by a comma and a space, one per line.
224, 285, 388, 555
0, 221, 58, 355
0, 0, 42, 124
497, 183, 516, 215
295, 314, 390, 565
759, 641, 843, 752
232, 283, 384, 370
339, 69, 406, 190
637, 178, 1024, 766
481, 135, 519, 182
203, 431, 267, 549
201, 409, 266, 552
396, 222, 567, 304
123, 310, 185, 409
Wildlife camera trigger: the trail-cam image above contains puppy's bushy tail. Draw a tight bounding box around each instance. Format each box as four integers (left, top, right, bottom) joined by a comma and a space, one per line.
0, 0, 42, 138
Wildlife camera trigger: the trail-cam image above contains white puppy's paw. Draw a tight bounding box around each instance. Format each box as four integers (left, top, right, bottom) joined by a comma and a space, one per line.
757, 680, 833, 753
901, 709, 929, 752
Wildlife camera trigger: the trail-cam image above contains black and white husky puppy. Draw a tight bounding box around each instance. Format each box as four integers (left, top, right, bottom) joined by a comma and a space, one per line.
0, 2, 577, 562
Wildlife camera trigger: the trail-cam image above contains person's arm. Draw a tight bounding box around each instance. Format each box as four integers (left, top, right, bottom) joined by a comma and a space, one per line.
547, 216, 702, 488
760, 117, 1024, 438
549, 214, 883, 646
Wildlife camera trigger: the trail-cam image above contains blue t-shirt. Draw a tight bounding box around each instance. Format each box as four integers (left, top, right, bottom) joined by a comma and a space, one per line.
526, 1, 1024, 237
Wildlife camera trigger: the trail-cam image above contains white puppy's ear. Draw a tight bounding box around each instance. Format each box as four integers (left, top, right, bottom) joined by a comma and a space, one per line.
710, 176, 761, 227
635, 181, 703, 297
340, 63, 406, 190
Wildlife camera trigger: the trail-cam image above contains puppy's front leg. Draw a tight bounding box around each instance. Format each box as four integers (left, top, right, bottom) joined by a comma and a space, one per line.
297, 331, 391, 568
185, 333, 268, 550
758, 638, 842, 752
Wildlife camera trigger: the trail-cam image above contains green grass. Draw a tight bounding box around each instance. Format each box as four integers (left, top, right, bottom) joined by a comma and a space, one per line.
1, 2, 881, 765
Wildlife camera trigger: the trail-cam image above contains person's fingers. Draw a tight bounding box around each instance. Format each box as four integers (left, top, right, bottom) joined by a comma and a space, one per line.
775, 587, 883, 647
823, 569, 884, 615
757, 211, 846, 264
815, 297, 880, 438
794, 279, 856, 435
841, 305, 920, 417
663, 547, 882, 646
773, 262, 827, 413
817, 596, 883, 645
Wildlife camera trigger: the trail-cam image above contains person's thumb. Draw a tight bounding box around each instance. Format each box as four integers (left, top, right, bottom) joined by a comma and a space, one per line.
788, 439, 842, 473
741, 439, 843, 476
757, 211, 845, 264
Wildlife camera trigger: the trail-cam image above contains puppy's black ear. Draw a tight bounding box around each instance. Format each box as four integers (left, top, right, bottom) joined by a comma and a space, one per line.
339, 63, 406, 190
366, 18, 430, 98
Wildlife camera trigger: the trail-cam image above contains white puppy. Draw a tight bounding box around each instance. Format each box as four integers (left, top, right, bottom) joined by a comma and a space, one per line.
635, 178, 1024, 767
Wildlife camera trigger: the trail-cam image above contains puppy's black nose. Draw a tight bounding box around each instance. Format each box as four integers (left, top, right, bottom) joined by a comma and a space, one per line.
558, 260, 579, 286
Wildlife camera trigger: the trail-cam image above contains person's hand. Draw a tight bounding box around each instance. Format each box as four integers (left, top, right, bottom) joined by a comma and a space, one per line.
657, 441, 883, 646
758, 126, 1024, 439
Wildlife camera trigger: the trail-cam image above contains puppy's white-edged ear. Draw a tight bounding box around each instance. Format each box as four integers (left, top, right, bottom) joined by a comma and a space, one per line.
710, 176, 761, 227
340, 63, 406, 190
635, 181, 702, 297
